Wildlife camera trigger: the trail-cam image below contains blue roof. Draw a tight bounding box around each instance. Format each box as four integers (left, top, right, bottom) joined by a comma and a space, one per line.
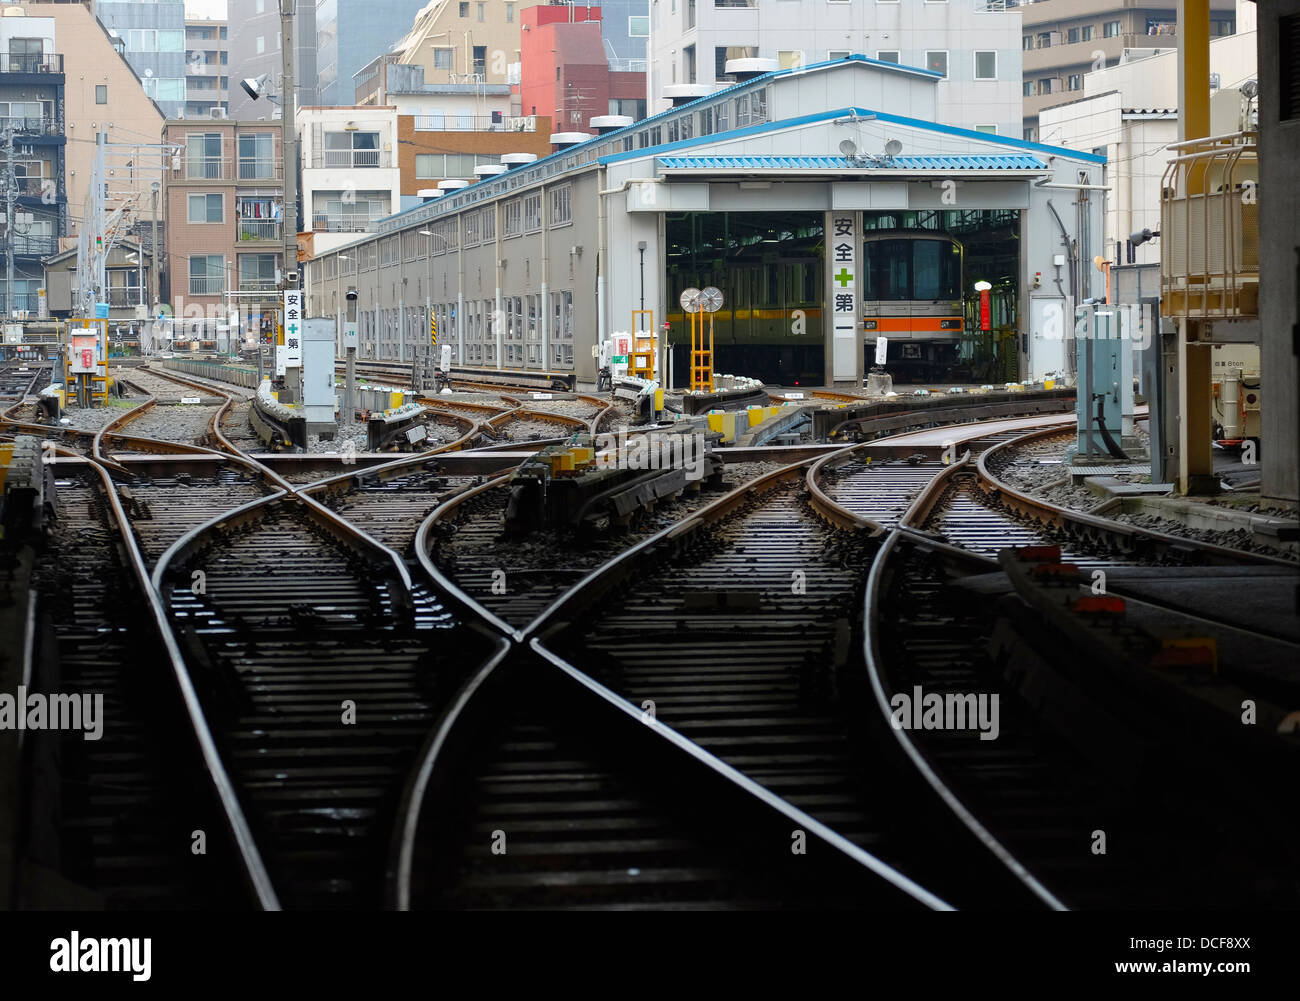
657, 154, 1049, 171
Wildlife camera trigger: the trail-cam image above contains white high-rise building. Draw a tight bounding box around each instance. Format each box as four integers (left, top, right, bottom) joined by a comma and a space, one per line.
647, 0, 1023, 137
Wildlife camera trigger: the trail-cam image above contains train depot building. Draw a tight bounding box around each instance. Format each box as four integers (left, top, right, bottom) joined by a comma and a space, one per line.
305, 55, 1106, 388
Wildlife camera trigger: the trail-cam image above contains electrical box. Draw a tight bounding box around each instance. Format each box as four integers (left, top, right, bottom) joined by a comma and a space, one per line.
301, 318, 336, 426
1074, 304, 1136, 456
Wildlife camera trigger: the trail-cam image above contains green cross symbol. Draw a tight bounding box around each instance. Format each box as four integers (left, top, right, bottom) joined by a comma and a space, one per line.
834, 268, 853, 288
287, 323, 299, 337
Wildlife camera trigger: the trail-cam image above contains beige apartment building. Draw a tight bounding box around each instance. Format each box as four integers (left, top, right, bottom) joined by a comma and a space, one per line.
1020, 0, 1237, 139
161, 119, 285, 345
379, 0, 523, 90
24, 3, 165, 243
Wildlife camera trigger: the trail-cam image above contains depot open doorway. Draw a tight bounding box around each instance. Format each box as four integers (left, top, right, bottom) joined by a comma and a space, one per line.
664, 211, 825, 386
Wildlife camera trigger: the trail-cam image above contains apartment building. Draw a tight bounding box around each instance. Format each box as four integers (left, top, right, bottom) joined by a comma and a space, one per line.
1038, 28, 1257, 264
0, 11, 65, 315
315, 0, 430, 106
29, 2, 165, 235
519, 5, 646, 127
92, 0, 188, 117
161, 119, 286, 343
297, 105, 402, 255
1018, 0, 1237, 139
225, 0, 318, 119
648, 0, 1024, 136
184, 18, 228, 118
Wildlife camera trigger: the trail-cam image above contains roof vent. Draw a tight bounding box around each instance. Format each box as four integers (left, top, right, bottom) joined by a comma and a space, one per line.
724, 57, 780, 83
550, 131, 593, 152
500, 152, 539, 170
589, 114, 633, 134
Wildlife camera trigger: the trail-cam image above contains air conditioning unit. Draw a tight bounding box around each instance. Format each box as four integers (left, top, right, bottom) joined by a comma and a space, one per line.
210, 107, 227, 119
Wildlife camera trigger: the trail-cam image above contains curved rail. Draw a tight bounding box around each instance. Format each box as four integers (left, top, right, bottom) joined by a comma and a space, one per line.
974, 426, 1294, 568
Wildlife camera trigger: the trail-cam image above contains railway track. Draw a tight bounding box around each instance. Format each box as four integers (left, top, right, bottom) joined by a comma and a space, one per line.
17, 462, 247, 908
150, 488, 502, 909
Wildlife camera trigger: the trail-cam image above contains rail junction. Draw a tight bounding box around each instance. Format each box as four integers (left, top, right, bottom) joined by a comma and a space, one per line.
1, 357, 1295, 911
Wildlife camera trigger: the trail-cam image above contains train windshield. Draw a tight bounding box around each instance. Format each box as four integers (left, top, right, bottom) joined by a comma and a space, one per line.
862, 238, 962, 301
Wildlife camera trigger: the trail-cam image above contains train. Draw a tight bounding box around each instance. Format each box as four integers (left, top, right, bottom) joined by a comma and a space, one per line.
664, 227, 968, 385
861, 229, 966, 378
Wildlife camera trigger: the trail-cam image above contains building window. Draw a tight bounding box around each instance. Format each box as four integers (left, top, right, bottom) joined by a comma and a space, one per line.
459, 1, 468, 15
925, 51, 948, 78
503, 198, 522, 236
975, 125, 997, 134
778, 50, 803, 70
186, 133, 222, 178
324, 131, 380, 168
189, 254, 224, 295
477, 2, 485, 21
187, 192, 223, 223
1103, 20, 1121, 37
95, 85, 107, 104
876, 51, 900, 64
1282, 13, 1300, 120
506, 3, 515, 23
1024, 127, 1036, 141
1067, 27, 1080, 43
629, 15, 650, 37
1023, 81, 1034, 97
974, 51, 996, 79
550, 185, 571, 226
1022, 35, 1033, 50
238, 253, 277, 290
433, 47, 453, 70
482, 206, 495, 241
523, 192, 542, 231
238, 133, 275, 179
1037, 79, 1052, 95
1068, 73, 1082, 90
1036, 32, 1051, 49
827, 49, 851, 61
1081, 25, 1093, 41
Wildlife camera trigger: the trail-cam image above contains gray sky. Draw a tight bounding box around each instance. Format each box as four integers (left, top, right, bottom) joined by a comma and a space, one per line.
184, 0, 227, 20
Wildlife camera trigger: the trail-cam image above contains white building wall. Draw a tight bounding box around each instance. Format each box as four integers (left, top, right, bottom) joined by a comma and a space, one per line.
648, 0, 1022, 136
297, 106, 402, 258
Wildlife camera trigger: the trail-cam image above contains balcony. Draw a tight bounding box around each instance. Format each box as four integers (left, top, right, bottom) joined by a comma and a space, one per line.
238, 219, 282, 242
189, 276, 225, 295
1, 53, 63, 75
1023, 34, 1140, 74
312, 150, 392, 169
12, 176, 53, 199
8, 233, 57, 256
1161, 131, 1259, 327
184, 156, 230, 180
238, 279, 279, 293
312, 213, 381, 233
237, 159, 283, 181
0, 115, 63, 137
413, 114, 537, 132
107, 287, 148, 307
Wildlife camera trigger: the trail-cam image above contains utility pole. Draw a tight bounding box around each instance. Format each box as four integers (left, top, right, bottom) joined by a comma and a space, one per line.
150, 179, 159, 349
280, 0, 299, 394
4, 127, 14, 317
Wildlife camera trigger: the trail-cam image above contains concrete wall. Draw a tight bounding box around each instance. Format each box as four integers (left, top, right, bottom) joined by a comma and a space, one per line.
1256, 0, 1299, 505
